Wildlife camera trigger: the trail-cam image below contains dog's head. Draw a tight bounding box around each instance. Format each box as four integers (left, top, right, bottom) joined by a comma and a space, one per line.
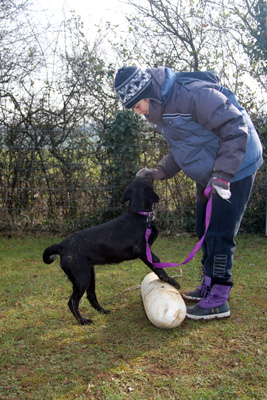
121, 177, 159, 213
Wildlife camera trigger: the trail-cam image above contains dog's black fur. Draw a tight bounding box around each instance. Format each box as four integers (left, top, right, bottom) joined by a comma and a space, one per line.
43, 177, 180, 325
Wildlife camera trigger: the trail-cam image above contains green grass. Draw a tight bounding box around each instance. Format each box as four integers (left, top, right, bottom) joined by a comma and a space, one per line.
0, 234, 266, 400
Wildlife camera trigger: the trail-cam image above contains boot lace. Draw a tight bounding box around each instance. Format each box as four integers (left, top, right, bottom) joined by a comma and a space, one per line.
198, 265, 208, 297
203, 285, 211, 299
198, 265, 204, 283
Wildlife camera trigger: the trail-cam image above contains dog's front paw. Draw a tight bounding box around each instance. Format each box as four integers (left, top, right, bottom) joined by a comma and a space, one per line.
80, 318, 94, 325
101, 308, 110, 314
168, 278, 180, 290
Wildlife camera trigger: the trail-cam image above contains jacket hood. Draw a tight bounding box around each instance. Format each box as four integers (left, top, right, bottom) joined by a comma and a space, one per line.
145, 67, 178, 125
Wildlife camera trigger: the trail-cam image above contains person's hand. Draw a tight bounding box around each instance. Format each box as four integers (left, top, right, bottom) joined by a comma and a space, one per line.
207, 177, 231, 200
136, 168, 165, 181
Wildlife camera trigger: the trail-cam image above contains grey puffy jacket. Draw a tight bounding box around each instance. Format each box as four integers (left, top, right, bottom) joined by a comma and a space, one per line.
146, 67, 263, 186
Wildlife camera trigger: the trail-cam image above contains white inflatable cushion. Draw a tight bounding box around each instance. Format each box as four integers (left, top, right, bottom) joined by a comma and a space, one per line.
141, 272, 186, 329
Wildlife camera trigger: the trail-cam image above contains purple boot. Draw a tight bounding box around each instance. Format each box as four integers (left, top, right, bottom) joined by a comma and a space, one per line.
186, 276, 233, 320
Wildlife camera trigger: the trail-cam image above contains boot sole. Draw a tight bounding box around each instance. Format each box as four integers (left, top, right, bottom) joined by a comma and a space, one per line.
186, 310, 231, 320
182, 294, 201, 301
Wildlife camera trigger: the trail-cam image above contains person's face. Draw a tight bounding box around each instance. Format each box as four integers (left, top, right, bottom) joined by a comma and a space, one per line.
132, 99, 150, 116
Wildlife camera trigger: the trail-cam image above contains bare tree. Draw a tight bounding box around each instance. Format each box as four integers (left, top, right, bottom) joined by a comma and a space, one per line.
109, 0, 266, 101
229, 0, 267, 91
0, 2, 119, 222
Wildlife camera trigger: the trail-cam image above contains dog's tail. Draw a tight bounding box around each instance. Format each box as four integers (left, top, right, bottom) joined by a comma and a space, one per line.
43, 244, 60, 264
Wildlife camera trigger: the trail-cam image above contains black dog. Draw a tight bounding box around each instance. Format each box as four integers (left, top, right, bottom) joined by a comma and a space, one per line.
43, 177, 180, 325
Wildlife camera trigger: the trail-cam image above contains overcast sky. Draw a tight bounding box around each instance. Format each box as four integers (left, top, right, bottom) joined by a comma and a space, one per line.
32, 0, 131, 35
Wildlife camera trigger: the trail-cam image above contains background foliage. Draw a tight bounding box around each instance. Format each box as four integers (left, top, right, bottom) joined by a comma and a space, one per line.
0, 121, 265, 234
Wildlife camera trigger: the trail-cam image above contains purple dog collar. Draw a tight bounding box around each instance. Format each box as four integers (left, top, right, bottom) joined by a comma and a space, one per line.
138, 211, 153, 217
143, 185, 213, 268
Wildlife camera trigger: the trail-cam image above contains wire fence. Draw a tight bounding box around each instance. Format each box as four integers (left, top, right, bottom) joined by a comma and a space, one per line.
0, 133, 266, 236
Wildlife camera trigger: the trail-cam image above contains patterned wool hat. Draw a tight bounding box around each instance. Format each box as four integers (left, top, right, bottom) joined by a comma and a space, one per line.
115, 66, 157, 109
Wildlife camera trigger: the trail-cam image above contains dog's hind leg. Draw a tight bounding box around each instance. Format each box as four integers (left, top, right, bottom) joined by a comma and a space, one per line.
86, 266, 110, 315
141, 253, 180, 289
60, 255, 95, 325
68, 280, 94, 325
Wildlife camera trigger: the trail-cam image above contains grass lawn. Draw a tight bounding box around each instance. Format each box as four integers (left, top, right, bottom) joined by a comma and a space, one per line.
0, 233, 266, 399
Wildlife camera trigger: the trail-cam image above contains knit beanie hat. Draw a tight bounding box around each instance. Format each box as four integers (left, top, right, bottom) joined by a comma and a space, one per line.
115, 66, 158, 109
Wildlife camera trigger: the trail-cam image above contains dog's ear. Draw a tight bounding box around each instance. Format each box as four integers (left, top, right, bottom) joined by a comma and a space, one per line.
152, 190, 159, 204
121, 186, 131, 204
146, 187, 159, 204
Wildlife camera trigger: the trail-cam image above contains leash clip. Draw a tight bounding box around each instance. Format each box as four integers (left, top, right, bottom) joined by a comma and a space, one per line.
146, 213, 152, 228
137, 210, 153, 228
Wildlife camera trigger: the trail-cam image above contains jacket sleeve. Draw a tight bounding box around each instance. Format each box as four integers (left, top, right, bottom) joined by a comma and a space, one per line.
157, 151, 181, 179
191, 87, 248, 182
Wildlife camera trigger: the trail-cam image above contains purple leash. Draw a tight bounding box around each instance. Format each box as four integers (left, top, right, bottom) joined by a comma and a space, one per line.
141, 185, 213, 269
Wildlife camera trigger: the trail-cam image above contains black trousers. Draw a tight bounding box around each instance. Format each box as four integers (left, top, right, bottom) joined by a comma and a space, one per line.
195, 174, 256, 281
